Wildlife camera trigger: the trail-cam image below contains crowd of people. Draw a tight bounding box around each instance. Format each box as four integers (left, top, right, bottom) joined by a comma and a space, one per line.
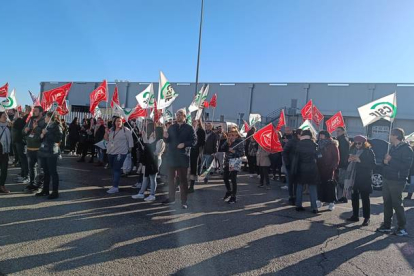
1, 106, 413, 236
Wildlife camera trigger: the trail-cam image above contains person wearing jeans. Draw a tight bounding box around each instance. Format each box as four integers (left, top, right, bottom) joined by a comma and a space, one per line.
0, 112, 11, 194
202, 122, 218, 183
377, 128, 413, 236
295, 130, 319, 214
105, 117, 134, 194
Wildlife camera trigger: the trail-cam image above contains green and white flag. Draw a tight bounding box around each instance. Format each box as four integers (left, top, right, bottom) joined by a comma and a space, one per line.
188, 86, 205, 113
405, 132, 414, 142
158, 71, 178, 109
136, 83, 155, 109
249, 113, 261, 127
1, 89, 17, 109
358, 92, 397, 127
112, 102, 134, 121
299, 119, 318, 136
95, 139, 108, 150
94, 106, 102, 119
160, 105, 174, 124
185, 108, 192, 125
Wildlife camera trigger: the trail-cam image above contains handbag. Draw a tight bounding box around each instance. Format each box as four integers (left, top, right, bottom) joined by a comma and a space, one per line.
229, 158, 242, 172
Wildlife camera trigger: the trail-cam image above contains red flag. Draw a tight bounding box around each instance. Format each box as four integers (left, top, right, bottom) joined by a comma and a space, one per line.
203, 101, 209, 108
253, 123, 283, 153
89, 80, 108, 115
209, 94, 217, 108
0, 82, 8, 97
276, 109, 286, 131
16, 105, 22, 113
152, 99, 162, 123
325, 111, 345, 133
129, 104, 147, 120
57, 101, 69, 116
243, 120, 250, 133
312, 105, 324, 127
41, 83, 72, 110
301, 100, 313, 121
110, 85, 120, 108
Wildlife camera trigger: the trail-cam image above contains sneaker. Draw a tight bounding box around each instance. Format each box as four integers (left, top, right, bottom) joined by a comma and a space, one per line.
15, 176, 25, 182
328, 203, 335, 211
376, 224, 392, 233
316, 200, 322, 209
106, 187, 119, 194
162, 199, 175, 205
346, 216, 359, 222
17, 177, 30, 184
281, 185, 288, 190
132, 182, 142, 189
394, 228, 409, 237
144, 195, 156, 201
131, 193, 145, 199
223, 192, 232, 201
25, 184, 38, 191
48, 192, 59, 199
228, 196, 237, 204
35, 190, 49, 196
182, 203, 188, 209
362, 218, 370, 226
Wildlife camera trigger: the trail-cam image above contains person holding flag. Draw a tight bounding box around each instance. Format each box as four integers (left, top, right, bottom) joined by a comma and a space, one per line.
201, 122, 219, 184
0, 112, 11, 194
188, 119, 205, 193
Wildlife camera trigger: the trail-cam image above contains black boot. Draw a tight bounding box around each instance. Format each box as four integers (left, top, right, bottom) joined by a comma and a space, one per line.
223, 191, 232, 201
188, 180, 195, 193
48, 191, 59, 199
404, 193, 412, 200
35, 190, 49, 196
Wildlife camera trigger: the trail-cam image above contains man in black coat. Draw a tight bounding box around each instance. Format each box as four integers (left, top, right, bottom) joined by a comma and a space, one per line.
336, 127, 350, 203
377, 128, 413, 236
202, 122, 218, 184
163, 109, 196, 209
282, 129, 302, 205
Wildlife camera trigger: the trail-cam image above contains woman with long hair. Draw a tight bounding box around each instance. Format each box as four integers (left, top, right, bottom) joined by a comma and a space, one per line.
221, 128, 245, 204
105, 116, 134, 194
345, 135, 375, 226
36, 112, 63, 199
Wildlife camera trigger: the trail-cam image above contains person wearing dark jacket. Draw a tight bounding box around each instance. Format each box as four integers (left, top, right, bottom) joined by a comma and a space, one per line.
404, 144, 414, 200
0, 112, 12, 194
295, 130, 319, 213
221, 129, 245, 204
317, 130, 340, 211
163, 109, 197, 209
68, 117, 80, 155
377, 128, 413, 236
345, 136, 376, 226
336, 127, 350, 203
189, 119, 205, 193
13, 109, 29, 183
23, 106, 46, 191
202, 122, 218, 184
94, 117, 106, 166
35, 112, 63, 199
78, 119, 95, 163
282, 129, 302, 205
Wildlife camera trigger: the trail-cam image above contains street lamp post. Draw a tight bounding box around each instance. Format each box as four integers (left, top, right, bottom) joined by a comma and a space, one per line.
194, 0, 204, 96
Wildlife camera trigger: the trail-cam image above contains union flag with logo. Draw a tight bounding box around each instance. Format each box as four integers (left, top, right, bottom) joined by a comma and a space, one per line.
110, 85, 120, 108
0, 82, 8, 97
312, 105, 324, 127
41, 83, 72, 111
90, 80, 108, 115
276, 109, 286, 131
253, 123, 283, 153
209, 93, 217, 108
301, 100, 313, 121
325, 111, 345, 133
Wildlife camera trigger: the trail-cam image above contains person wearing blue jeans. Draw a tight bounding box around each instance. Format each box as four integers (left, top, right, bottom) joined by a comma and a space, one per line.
202, 123, 218, 184
294, 130, 319, 214
105, 117, 134, 194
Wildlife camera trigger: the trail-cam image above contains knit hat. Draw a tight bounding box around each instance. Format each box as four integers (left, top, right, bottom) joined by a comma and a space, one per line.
354, 135, 367, 143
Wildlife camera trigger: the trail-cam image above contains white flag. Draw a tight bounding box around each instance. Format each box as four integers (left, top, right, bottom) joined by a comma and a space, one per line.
136, 83, 155, 109
357, 92, 397, 127
299, 120, 318, 136
94, 106, 102, 119
112, 102, 134, 121
95, 139, 108, 150
1, 89, 18, 109
188, 86, 205, 113
160, 105, 174, 124
249, 113, 261, 127
157, 71, 178, 109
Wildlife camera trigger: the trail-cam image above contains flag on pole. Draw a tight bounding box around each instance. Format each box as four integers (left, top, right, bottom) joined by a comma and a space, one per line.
312, 105, 324, 127
41, 83, 72, 111
150, 99, 162, 123
301, 100, 313, 121
93, 106, 102, 119
28, 90, 38, 104
136, 83, 155, 109
57, 100, 69, 116
357, 92, 397, 127
110, 85, 120, 108
253, 123, 283, 153
276, 109, 286, 131
0, 83, 8, 97
249, 113, 261, 127
128, 104, 148, 120
95, 139, 108, 150
160, 105, 174, 124
90, 80, 108, 115
189, 86, 205, 112
209, 93, 217, 108
325, 111, 345, 133
240, 120, 250, 135
299, 119, 318, 136
157, 71, 178, 109
1, 89, 18, 109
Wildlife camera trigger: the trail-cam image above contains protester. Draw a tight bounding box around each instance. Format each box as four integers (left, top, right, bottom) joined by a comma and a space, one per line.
221, 128, 244, 204
377, 128, 413, 236
93, 117, 106, 166
105, 116, 134, 194
36, 112, 63, 199
189, 119, 205, 193
256, 143, 271, 189
68, 117, 80, 155
162, 109, 196, 209
60, 118, 68, 153
202, 122, 218, 184
0, 112, 11, 194
404, 143, 414, 200
23, 106, 45, 191
12, 107, 30, 184
283, 129, 302, 205
345, 135, 375, 226
317, 130, 339, 211
247, 136, 259, 178
336, 127, 350, 203
295, 130, 319, 213
132, 127, 165, 201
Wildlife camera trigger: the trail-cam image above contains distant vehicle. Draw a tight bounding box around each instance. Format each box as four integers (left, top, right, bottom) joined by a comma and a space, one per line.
368, 138, 389, 190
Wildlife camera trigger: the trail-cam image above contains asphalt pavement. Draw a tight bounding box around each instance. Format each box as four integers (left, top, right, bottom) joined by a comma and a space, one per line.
1, 154, 414, 275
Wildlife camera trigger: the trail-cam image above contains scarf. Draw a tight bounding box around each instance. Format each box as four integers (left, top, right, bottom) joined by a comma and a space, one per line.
318, 138, 332, 150
343, 148, 364, 198
0, 122, 11, 154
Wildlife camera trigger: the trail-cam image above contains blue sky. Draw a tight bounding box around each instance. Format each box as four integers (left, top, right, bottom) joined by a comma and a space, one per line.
1, 0, 414, 105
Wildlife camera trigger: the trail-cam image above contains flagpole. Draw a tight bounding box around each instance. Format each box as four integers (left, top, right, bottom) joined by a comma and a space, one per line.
194, 0, 204, 96
125, 121, 144, 148
211, 107, 215, 123
231, 133, 254, 150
